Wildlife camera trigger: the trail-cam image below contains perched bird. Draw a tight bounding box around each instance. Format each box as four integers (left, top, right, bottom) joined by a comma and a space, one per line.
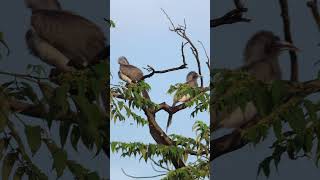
212, 31, 299, 130
24, 0, 109, 117
118, 56, 149, 98
118, 56, 144, 83
24, 0, 107, 73
166, 71, 200, 132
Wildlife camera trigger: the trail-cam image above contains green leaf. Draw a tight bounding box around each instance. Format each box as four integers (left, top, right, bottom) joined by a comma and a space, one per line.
0, 139, 7, 159
85, 172, 100, 180
288, 107, 306, 133
253, 86, 272, 116
258, 156, 272, 177
304, 100, 317, 121
25, 125, 42, 155
53, 149, 67, 177
71, 126, 80, 152
67, 160, 88, 177
2, 152, 18, 180
271, 80, 286, 106
13, 166, 26, 180
303, 131, 313, 153
59, 122, 71, 148
0, 109, 8, 132
104, 18, 116, 28
29, 163, 48, 180
273, 119, 282, 139
49, 84, 69, 118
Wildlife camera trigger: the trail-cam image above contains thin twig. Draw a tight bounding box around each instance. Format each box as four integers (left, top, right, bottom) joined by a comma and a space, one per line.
121, 168, 166, 179
161, 9, 204, 87
198, 40, 210, 70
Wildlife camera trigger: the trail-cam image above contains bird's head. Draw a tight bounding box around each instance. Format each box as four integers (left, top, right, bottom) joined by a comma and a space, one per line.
118, 56, 129, 65
244, 31, 299, 63
25, 0, 61, 11
186, 71, 200, 82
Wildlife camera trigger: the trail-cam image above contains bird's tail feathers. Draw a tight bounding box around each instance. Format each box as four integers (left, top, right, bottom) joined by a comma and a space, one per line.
166, 114, 173, 133
166, 101, 177, 132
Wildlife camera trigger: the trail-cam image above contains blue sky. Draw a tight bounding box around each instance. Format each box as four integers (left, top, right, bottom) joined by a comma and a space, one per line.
110, 0, 210, 179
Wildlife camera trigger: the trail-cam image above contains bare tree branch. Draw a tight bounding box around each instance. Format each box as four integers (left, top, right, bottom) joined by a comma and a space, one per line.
307, 0, 320, 30
211, 0, 250, 28
139, 35, 189, 81
279, 0, 299, 81
161, 9, 204, 87
198, 40, 210, 70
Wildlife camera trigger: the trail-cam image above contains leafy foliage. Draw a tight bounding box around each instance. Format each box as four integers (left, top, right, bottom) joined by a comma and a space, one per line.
0, 61, 109, 179
212, 68, 320, 178
111, 78, 210, 179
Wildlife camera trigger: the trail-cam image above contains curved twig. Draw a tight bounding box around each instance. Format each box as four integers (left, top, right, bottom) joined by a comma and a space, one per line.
121, 168, 166, 179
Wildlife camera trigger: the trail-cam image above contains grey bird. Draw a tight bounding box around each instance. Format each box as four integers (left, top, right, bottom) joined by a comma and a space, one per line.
24, 0, 107, 73
118, 56, 150, 98
166, 71, 200, 132
212, 31, 299, 130
118, 56, 144, 83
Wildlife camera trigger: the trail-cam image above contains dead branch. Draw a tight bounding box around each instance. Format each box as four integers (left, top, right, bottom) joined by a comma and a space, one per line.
211, 0, 250, 28
198, 40, 210, 70
140, 37, 189, 81
161, 9, 204, 87
307, 0, 320, 30
279, 0, 299, 81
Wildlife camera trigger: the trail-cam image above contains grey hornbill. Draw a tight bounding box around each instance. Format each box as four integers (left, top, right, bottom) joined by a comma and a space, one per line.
211, 31, 299, 130
24, 0, 108, 74
24, 0, 109, 104
24, 0, 110, 157
166, 71, 200, 132
117, 56, 150, 99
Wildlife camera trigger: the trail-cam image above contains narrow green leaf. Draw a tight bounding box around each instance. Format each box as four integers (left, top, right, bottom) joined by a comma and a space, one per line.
25, 125, 41, 155
13, 166, 26, 180
53, 149, 67, 177
71, 126, 80, 152
59, 122, 71, 148
85, 172, 100, 180
2, 152, 18, 180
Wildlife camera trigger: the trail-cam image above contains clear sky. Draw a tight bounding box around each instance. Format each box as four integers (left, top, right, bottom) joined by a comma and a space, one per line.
110, 0, 210, 179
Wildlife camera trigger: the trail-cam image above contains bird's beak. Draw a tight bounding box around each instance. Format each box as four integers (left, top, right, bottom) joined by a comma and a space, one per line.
275, 41, 300, 52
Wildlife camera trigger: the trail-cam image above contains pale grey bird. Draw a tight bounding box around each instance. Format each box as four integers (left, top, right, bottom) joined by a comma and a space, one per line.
24, 0, 107, 73
166, 71, 200, 132
118, 56, 144, 83
118, 56, 150, 99
212, 31, 299, 130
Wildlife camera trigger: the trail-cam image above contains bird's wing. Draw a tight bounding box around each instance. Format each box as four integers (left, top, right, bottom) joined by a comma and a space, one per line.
212, 101, 257, 130
247, 61, 275, 81
120, 64, 144, 82
31, 10, 106, 68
